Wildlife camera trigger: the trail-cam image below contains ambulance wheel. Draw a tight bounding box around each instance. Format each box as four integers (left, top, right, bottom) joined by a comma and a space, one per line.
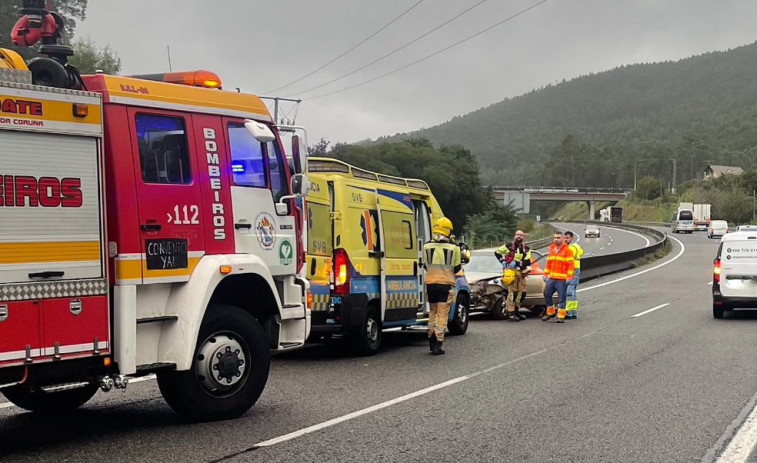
491, 296, 508, 320
157, 303, 270, 422
351, 306, 382, 356
2, 383, 98, 413
448, 294, 469, 336
713, 304, 725, 319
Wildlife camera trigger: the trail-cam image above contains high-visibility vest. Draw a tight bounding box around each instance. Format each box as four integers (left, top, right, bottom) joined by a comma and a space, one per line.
544, 243, 575, 280
569, 242, 584, 269
423, 241, 461, 286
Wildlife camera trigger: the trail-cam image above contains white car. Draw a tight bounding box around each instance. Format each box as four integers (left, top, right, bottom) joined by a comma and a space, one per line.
713, 230, 757, 318
585, 225, 600, 238
737, 225, 757, 232
707, 220, 729, 239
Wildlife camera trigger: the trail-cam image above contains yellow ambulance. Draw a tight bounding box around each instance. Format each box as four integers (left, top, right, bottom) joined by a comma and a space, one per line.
305, 157, 470, 355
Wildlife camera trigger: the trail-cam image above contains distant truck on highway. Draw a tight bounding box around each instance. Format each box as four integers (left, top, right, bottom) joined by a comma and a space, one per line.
600, 206, 623, 223
678, 202, 711, 231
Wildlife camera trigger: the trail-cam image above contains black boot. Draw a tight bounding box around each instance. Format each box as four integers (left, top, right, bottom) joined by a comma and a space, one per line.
428, 335, 437, 352
431, 340, 445, 355
506, 311, 521, 322
515, 307, 527, 320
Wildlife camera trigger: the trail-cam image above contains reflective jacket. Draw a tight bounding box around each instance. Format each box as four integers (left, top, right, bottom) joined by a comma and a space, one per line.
423, 240, 462, 286
569, 242, 584, 269
544, 243, 575, 280
495, 241, 531, 271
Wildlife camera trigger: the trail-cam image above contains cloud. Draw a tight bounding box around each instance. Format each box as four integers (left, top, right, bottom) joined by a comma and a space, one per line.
75, 0, 757, 144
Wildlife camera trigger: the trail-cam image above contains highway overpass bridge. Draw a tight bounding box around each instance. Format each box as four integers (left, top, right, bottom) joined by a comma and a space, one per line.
491, 186, 631, 218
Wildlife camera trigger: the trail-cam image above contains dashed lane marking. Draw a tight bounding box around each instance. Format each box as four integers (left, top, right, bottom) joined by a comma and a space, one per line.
632, 303, 670, 318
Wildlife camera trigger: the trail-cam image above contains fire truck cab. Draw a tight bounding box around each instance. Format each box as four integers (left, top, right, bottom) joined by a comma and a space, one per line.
0, 38, 310, 419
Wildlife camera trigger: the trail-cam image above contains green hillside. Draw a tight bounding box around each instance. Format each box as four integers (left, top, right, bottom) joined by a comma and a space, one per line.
376, 42, 757, 188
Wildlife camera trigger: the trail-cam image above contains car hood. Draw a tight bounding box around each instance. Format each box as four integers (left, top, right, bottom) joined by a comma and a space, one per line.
464, 271, 502, 283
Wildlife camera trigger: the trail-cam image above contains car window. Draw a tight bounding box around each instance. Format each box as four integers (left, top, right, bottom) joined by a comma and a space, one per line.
466, 253, 502, 273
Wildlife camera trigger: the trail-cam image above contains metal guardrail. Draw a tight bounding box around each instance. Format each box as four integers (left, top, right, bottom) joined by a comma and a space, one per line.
492, 186, 632, 194
562, 221, 668, 281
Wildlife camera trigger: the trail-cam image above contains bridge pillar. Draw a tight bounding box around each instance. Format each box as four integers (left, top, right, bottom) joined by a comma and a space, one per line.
588, 200, 596, 220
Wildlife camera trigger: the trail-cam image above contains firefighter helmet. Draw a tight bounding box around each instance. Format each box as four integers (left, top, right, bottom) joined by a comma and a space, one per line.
502, 268, 516, 285
432, 217, 453, 237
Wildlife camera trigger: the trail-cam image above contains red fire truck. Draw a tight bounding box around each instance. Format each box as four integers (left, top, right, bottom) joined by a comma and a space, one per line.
0, 2, 310, 421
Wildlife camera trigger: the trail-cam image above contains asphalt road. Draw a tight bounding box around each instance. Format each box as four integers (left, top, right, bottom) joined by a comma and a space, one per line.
553, 222, 653, 257
3, 230, 757, 462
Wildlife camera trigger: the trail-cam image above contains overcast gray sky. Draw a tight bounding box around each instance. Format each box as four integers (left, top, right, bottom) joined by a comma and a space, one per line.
75, 0, 757, 145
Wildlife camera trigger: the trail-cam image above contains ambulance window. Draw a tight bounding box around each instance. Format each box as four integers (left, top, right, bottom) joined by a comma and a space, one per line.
135, 115, 191, 184
265, 141, 288, 203
228, 123, 266, 188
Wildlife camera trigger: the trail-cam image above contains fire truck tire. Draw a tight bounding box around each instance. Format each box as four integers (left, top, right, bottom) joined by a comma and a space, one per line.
157, 303, 270, 422
351, 305, 382, 356
448, 294, 469, 336
2, 383, 98, 413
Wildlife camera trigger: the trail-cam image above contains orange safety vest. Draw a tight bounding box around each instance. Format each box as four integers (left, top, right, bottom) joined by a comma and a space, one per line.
544, 243, 575, 280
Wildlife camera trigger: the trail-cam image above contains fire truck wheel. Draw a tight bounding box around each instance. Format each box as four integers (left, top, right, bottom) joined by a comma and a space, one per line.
351, 305, 382, 356
2, 383, 98, 413
157, 304, 270, 422
448, 294, 469, 336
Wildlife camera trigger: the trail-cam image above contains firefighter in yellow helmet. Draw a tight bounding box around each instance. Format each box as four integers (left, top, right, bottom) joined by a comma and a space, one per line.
564, 231, 583, 319
423, 217, 461, 355
495, 230, 531, 321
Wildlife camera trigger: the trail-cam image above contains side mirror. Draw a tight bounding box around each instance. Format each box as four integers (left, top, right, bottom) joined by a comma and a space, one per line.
459, 242, 470, 264
291, 134, 305, 174
291, 173, 310, 196
244, 119, 275, 143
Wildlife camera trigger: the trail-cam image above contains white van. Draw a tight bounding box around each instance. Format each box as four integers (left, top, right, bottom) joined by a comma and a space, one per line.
672, 209, 695, 233
712, 231, 757, 318
707, 220, 729, 239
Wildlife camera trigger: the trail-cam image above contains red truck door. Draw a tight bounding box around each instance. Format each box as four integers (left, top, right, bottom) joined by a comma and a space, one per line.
127, 109, 205, 283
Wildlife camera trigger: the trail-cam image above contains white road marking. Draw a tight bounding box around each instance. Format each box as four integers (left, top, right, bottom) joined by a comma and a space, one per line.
0, 402, 14, 409
708, 392, 757, 463
612, 227, 651, 247
632, 303, 670, 318
599, 246, 605, 250
578, 235, 685, 293
708, 281, 714, 286
129, 374, 156, 384
253, 349, 549, 449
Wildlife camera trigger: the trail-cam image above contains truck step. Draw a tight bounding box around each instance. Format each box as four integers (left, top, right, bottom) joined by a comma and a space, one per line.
136, 315, 179, 324
136, 362, 176, 373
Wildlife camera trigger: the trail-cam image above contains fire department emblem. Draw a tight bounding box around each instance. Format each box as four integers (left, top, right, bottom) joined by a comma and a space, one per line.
255, 213, 276, 250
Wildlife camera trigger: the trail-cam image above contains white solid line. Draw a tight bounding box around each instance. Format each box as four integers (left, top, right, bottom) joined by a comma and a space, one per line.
705, 390, 757, 462
715, 400, 757, 462
612, 227, 651, 247
578, 234, 685, 293
632, 303, 670, 318
254, 348, 549, 449
0, 402, 14, 409
130, 374, 157, 384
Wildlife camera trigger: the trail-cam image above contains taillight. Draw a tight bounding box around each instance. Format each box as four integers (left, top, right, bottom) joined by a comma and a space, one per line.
334, 249, 350, 294
714, 259, 721, 283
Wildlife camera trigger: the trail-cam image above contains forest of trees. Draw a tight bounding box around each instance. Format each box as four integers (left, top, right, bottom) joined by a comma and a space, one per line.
309, 138, 519, 246
375, 41, 757, 190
